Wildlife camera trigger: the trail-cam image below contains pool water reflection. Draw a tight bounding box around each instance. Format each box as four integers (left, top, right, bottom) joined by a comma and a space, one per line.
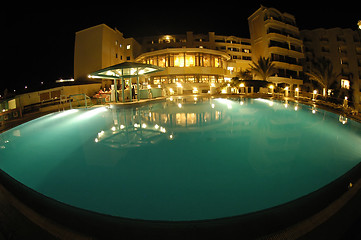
0, 97, 361, 221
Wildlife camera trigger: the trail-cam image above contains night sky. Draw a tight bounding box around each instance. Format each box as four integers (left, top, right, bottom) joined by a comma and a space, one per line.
2, 2, 359, 95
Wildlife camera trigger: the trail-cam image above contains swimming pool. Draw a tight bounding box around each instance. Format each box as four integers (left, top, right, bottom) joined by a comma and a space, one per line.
1, 97, 361, 222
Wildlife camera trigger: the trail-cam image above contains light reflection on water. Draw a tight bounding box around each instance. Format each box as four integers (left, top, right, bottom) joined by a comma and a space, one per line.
0, 97, 361, 221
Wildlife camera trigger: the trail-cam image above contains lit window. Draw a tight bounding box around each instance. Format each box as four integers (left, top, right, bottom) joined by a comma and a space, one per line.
341, 79, 350, 89
185, 54, 195, 67
126, 44, 131, 49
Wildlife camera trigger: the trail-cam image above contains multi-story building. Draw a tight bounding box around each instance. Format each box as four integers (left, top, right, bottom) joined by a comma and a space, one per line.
136, 32, 252, 93
75, 28, 254, 94
248, 6, 304, 88
301, 27, 361, 109
73, 7, 359, 107
74, 24, 142, 81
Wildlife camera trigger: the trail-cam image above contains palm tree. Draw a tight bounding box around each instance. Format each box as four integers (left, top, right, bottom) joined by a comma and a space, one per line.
305, 57, 340, 95
249, 57, 276, 81
237, 69, 253, 80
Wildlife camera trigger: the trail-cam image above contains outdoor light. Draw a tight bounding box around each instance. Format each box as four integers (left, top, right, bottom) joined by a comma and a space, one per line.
313, 90, 317, 94
269, 85, 274, 89
239, 83, 245, 88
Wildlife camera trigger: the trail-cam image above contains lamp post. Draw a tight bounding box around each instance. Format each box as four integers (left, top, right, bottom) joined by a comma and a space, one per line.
312, 90, 317, 101
295, 87, 299, 98
343, 96, 348, 108
269, 85, 274, 95
284, 86, 289, 97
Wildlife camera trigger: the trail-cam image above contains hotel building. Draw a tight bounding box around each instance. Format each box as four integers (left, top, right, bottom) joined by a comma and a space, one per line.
74, 24, 142, 81
136, 32, 252, 94
248, 6, 304, 88
300, 28, 361, 108
74, 26, 254, 94
75, 7, 305, 94
74, 6, 360, 109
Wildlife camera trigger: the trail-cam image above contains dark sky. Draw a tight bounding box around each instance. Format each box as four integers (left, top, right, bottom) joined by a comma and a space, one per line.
2, 2, 360, 94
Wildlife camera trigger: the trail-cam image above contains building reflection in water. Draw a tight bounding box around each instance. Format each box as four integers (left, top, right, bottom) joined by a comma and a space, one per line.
94, 97, 225, 149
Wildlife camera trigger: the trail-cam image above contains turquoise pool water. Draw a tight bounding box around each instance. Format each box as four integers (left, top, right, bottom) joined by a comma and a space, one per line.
1, 97, 361, 221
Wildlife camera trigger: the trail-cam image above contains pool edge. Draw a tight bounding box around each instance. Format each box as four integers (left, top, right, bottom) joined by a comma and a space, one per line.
1, 160, 361, 239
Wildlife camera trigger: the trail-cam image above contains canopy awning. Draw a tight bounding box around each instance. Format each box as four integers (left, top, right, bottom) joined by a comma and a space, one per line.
88, 62, 165, 79
88, 62, 165, 103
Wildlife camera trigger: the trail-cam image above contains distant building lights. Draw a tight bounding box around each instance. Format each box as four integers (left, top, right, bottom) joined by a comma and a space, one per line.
56, 78, 75, 83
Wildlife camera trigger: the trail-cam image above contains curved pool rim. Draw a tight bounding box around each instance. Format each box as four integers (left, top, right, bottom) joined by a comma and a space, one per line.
1, 97, 361, 239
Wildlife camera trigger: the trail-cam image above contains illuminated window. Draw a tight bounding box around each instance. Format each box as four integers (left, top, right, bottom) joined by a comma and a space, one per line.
215, 57, 221, 67
201, 75, 209, 83
341, 79, 350, 89
174, 54, 184, 67
126, 44, 131, 49
185, 53, 195, 67
153, 77, 161, 85
158, 55, 166, 67
203, 54, 210, 67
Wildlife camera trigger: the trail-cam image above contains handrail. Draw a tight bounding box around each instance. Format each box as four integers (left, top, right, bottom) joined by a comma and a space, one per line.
69, 94, 92, 109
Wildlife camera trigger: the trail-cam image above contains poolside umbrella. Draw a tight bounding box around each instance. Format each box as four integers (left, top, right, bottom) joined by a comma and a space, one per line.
88, 62, 164, 102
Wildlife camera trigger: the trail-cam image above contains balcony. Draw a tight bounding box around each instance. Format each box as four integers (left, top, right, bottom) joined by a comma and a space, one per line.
267, 27, 301, 40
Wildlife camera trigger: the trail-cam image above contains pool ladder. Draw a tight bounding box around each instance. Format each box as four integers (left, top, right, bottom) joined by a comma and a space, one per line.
69, 94, 92, 109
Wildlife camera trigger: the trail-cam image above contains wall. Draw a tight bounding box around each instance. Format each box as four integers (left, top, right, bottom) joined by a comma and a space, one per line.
16, 83, 101, 111
74, 25, 104, 81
